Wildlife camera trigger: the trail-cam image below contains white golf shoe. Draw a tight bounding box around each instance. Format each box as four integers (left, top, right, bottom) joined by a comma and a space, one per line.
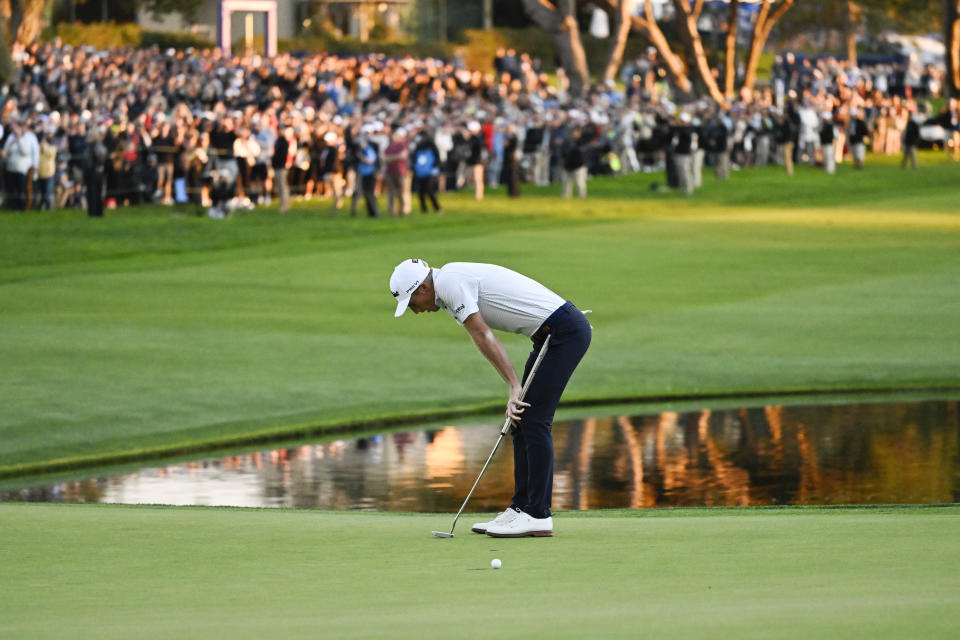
485, 511, 553, 538
471, 507, 521, 534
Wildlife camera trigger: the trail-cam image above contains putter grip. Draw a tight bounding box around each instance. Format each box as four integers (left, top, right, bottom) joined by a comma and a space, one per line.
499, 335, 551, 435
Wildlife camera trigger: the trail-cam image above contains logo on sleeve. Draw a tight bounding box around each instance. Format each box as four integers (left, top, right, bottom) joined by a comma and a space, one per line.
454, 304, 465, 315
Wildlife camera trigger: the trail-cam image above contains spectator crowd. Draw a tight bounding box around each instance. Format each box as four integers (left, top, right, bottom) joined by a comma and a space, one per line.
2, 39, 958, 216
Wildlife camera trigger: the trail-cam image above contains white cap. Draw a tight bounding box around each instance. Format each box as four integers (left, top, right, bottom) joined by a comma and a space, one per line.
390, 259, 430, 317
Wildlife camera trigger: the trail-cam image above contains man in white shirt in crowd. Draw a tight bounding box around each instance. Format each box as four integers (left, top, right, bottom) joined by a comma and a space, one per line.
3, 118, 39, 210
390, 259, 591, 538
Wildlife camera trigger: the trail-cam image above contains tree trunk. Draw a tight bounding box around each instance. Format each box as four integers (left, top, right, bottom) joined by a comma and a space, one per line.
17, 0, 43, 45
946, 0, 960, 97
1, 0, 46, 46
0, 15, 12, 86
622, 0, 691, 95
602, 0, 633, 84
742, 0, 794, 95
845, 1, 860, 65
438, 0, 447, 43
953, 18, 960, 97
522, 0, 590, 98
672, 0, 727, 105
724, 0, 739, 98
1, 0, 14, 45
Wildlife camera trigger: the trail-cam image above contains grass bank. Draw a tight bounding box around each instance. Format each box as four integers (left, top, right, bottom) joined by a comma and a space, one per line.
1, 153, 959, 475
1, 503, 958, 639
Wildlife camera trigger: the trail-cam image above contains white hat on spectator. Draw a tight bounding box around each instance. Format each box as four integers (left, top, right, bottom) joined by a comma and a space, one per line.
467, 121, 481, 133
324, 131, 338, 144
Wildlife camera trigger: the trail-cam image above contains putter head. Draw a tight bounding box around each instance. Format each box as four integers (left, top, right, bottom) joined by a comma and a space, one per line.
431, 531, 454, 538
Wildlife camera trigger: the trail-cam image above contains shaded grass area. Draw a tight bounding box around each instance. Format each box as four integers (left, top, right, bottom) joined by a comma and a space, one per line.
1, 503, 958, 639
1, 155, 959, 475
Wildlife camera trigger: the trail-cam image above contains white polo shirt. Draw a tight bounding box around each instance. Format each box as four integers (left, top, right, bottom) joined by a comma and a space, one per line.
432, 262, 565, 337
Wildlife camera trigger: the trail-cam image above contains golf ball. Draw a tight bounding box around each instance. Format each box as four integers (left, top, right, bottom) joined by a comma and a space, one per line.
491, 558, 502, 570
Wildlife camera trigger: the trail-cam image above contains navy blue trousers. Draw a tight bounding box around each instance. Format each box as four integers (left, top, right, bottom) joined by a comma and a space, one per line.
511, 301, 591, 519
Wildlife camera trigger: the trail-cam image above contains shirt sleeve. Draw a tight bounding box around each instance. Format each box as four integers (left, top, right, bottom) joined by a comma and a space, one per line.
439, 274, 480, 325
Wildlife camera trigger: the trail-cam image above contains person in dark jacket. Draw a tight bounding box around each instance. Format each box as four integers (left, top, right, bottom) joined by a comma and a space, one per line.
848, 107, 869, 170
819, 111, 837, 175
465, 121, 486, 200
901, 112, 921, 169
83, 128, 108, 218
561, 126, 587, 198
501, 124, 521, 198
775, 106, 799, 176
354, 131, 380, 217
319, 131, 344, 209
272, 125, 295, 212
671, 112, 695, 195
412, 131, 442, 213
703, 115, 730, 181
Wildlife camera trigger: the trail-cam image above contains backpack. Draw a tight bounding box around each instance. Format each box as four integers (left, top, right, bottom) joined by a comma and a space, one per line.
414, 147, 438, 178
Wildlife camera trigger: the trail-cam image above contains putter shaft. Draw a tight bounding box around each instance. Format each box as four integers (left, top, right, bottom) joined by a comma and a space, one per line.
437, 335, 551, 537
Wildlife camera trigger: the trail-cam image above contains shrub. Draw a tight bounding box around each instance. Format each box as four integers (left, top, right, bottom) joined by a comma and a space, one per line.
49, 22, 143, 49
141, 30, 215, 51
44, 22, 213, 51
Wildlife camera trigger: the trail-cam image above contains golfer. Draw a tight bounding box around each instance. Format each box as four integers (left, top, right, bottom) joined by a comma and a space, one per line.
390, 259, 591, 537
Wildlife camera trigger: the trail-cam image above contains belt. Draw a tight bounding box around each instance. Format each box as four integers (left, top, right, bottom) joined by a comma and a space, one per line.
533, 324, 551, 340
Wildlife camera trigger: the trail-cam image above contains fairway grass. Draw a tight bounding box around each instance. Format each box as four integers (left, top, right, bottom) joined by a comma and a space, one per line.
2, 156, 959, 475
1, 503, 958, 639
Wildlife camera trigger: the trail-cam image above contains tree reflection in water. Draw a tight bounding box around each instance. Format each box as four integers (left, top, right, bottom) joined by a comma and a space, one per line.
3, 400, 958, 510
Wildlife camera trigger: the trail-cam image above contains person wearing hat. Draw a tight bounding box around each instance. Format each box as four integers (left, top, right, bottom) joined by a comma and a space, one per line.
819, 110, 836, 175
319, 130, 344, 210
389, 259, 592, 537
465, 121, 486, 200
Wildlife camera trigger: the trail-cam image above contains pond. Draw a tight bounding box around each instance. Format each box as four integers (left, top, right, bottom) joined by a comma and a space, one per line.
2, 398, 958, 511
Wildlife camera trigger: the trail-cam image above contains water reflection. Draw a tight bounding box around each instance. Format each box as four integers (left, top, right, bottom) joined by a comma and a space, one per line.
3, 399, 958, 510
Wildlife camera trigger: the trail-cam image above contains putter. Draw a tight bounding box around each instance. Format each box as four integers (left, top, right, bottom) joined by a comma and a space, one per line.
432, 335, 551, 538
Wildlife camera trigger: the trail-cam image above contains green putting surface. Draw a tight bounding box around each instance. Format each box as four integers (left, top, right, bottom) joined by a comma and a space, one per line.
1, 503, 958, 639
